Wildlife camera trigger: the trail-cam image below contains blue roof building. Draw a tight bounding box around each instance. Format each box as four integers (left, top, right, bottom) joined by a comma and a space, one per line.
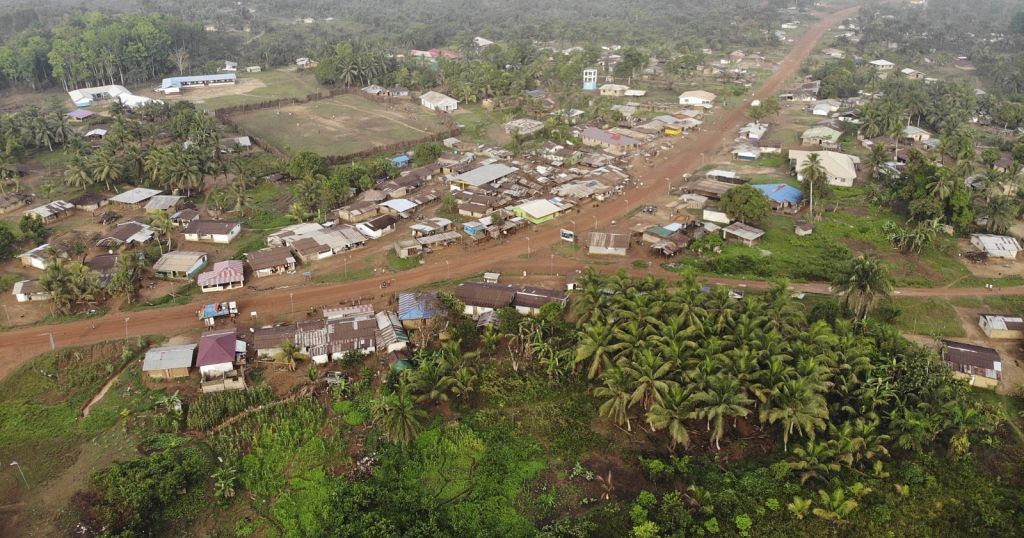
391, 154, 411, 167
753, 183, 803, 208
398, 292, 443, 326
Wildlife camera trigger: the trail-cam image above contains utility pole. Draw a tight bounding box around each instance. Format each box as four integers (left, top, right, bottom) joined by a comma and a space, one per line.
39, 333, 55, 351
124, 317, 130, 340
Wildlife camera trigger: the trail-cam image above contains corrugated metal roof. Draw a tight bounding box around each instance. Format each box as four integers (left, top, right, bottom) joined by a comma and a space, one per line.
143, 344, 197, 370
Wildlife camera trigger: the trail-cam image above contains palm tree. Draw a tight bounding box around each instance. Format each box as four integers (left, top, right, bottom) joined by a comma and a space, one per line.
149, 210, 174, 253
693, 374, 753, 450
761, 379, 829, 451
980, 195, 1019, 234
64, 157, 94, 189
275, 340, 306, 371
787, 496, 813, 520
372, 386, 427, 445
91, 149, 124, 192
926, 168, 957, 201
577, 321, 615, 379
833, 256, 892, 320
647, 385, 695, 449
787, 439, 840, 484
229, 177, 252, 214
800, 153, 827, 218
620, 349, 677, 411
595, 369, 634, 432
864, 143, 890, 182
811, 487, 859, 526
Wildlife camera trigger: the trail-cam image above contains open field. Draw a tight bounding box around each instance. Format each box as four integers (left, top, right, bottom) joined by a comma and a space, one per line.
134, 69, 324, 111
229, 93, 451, 156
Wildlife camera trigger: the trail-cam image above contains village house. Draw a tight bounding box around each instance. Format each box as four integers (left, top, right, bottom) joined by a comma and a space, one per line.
266, 222, 367, 260
420, 91, 459, 112
970, 234, 1023, 259
170, 208, 200, 227
68, 192, 108, 212
678, 90, 717, 108
19, 243, 64, 270
868, 59, 895, 74
336, 200, 381, 223
153, 251, 208, 280
579, 127, 641, 156
795, 222, 814, 236
376, 311, 411, 353
979, 314, 1024, 339
197, 260, 245, 293
66, 109, 95, 122
11, 279, 50, 302
822, 48, 846, 59
811, 99, 841, 117
109, 187, 162, 207
0, 193, 30, 214
85, 128, 107, 139
96, 221, 155, 249
356, 215, 398, 239
739, 122, 768, 141
142, 344, 196, 380
394, 239, 423, 260
86, 253, 124, 288
752, 183, 803, 210
410, 217, 454, 237
24, 200, 75, 223
513, 199, 570, 225
942, 340, 1001, 388
686, 178, 737, 200
722, 222, 765, 246
397, 291, 443, 330
448, 163, 518, 190
588, 231, 630, 256
196, 329, 246, 389
246, 246, 296, 278
801, 126, 842, 147
504, 118, 546, 137
184, 220, 241, 244
901, 67, 925, 80
901, 125, 932, 142
512, 287, 569, 316
599, 83, 629, 97
379, 198, 419, 219
788, 150, 861, 187
158, 73, 237, 94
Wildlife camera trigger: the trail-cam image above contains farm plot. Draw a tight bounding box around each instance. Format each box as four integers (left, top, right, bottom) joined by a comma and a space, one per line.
229, 93, 451, 157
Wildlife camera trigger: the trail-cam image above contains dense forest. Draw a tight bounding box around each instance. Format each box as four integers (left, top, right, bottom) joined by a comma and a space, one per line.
0, 0, 804, 92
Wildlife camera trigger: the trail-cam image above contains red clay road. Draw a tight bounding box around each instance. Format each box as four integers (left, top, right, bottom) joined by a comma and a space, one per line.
8, 4, 999, 379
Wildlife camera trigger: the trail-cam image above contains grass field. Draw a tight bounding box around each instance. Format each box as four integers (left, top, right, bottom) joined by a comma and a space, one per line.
230, 93, 450, 156
192, 70, 324, 110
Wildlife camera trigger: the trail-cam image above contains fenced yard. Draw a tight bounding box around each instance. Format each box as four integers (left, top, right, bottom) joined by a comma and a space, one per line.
228, 93, 453, 157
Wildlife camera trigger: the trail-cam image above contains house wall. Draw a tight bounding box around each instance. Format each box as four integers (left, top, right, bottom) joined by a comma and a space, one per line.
147, 367, 190, 379
201, 281, 244, 293
199, 362, 234, 379
21, 256, 46, 270
588, 246, 627, 256
463, 304, 495, 318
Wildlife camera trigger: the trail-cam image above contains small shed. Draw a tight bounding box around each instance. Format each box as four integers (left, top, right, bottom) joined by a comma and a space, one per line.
722, 222, 765, 246
142, 344, 197, 379
588, 231, 630, 256
153, 251, 208, 279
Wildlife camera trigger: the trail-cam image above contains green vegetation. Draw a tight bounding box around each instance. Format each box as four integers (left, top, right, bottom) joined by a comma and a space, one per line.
0, 340, 151, 495
387, 250, 421, 272
124, 283, 199, 311
185, 385, 274, 430
886, 298, 967, 337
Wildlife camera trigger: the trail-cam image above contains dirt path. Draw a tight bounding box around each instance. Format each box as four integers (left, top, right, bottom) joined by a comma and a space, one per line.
81, 359, 133, 417
0, 5, 912, 379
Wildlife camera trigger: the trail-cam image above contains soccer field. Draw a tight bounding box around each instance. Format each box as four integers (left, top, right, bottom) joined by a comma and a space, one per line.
230, 94, 451, 157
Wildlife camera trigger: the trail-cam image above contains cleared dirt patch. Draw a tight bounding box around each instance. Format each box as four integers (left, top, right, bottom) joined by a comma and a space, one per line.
229, 94, 451, 156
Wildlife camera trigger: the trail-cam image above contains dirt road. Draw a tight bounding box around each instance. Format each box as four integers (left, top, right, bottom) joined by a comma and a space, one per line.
0, 6, 885, 377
